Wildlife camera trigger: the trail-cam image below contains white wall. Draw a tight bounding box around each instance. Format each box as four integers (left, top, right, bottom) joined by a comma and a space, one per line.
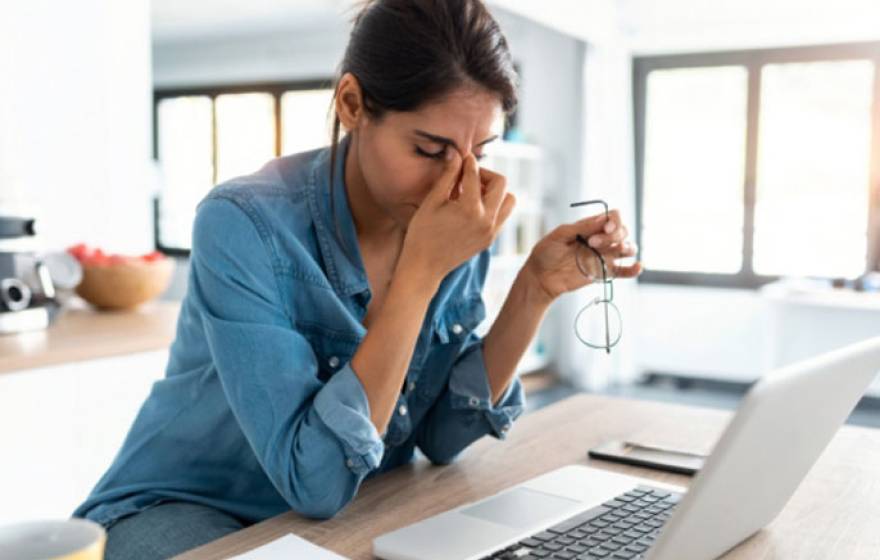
0, 0, 155, 254
619, 0, 880, 54
152, 26, 349, 88
488, 0, 620, 45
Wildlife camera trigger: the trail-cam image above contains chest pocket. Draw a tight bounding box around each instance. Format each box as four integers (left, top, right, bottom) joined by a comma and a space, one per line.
432, 293, 487, 345
414, 294, 487, 404
295, 320, 362, 383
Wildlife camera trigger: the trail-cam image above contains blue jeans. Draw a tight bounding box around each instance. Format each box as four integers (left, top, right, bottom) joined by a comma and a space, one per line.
103, 501, 251, 559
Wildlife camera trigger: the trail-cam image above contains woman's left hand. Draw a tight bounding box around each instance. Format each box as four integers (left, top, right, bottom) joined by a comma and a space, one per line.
521, 209, 641, 304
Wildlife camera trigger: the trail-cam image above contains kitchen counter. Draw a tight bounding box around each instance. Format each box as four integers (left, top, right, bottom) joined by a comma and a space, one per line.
0, 299, 181, 375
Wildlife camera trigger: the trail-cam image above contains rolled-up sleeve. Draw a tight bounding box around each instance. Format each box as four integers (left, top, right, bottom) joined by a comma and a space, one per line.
312, 363, 385, 475
416, 292, 526, 464
191, 195, 383, 519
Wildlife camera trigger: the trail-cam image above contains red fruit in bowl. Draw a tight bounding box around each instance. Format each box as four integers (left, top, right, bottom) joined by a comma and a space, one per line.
67, 243, 92, 262
107, 254, 130, 265
66, 244, 165, 267
89, 249, 109, 266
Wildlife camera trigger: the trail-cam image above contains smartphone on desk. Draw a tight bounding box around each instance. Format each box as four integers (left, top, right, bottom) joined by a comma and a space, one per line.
588, 440, 705, 475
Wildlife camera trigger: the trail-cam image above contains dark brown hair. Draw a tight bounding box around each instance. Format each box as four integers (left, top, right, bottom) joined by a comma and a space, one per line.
327, 0, 519, 257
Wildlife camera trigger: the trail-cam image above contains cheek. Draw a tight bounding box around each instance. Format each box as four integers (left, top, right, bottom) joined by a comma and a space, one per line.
397, 163, 438, 203
363, 145, 437, 204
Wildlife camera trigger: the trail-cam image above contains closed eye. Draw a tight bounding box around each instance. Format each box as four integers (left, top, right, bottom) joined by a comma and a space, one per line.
414, 146, 486, 161
415, 146, 445, 159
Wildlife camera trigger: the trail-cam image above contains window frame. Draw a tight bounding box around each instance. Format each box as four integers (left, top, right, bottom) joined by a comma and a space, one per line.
633, 41, 880, 289
152, 78, 335, 256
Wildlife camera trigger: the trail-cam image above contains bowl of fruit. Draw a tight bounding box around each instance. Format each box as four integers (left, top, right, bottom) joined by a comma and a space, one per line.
66, 244, 174, 310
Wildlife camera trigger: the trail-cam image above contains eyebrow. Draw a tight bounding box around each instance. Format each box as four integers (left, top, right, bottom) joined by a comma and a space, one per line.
413, 130, 499, 151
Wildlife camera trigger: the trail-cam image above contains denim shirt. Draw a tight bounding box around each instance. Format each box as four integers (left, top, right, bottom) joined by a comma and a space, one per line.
72, 134, 525, 527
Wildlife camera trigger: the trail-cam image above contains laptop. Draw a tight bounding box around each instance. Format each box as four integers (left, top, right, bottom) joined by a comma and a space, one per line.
373, 336, 880, 560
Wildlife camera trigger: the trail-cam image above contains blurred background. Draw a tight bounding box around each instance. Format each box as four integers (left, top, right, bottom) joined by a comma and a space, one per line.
2, 0, 879, 525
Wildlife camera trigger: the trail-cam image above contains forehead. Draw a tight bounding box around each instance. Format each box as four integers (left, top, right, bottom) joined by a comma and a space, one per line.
385, 86, 504, 139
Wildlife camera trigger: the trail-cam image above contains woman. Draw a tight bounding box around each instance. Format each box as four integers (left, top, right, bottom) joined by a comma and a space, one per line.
73, 0, 640, 557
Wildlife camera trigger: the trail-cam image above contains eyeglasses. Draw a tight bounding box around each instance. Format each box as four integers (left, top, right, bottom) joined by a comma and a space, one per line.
570, 199, 622, 354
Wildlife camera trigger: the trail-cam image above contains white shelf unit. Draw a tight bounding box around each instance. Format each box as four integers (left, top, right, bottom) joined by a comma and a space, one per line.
760, 281, 880, 396
475, 141, 551, 376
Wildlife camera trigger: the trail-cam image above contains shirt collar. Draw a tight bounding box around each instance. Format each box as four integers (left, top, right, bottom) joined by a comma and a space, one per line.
306, 134, 372, 299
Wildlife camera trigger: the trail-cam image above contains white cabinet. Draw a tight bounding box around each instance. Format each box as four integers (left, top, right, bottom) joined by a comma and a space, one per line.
762, 282, 880, 396
0, 351, 168, 526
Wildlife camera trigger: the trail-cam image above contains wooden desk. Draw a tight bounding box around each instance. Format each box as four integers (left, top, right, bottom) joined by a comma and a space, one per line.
177, 394, 880, 559
0, 299, 180, 375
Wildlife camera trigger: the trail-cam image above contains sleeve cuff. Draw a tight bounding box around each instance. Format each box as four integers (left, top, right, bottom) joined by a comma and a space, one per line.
447, 340, 526, 439
312, 363, 385, 475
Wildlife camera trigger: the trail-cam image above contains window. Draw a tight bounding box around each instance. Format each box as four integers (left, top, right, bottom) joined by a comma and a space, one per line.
153, 81, 334, 254
641, 66, 749, 274
754, 60, 874, 278
214, 93, 276, 184
634, 43, 880, 288
281, 89, 336, 155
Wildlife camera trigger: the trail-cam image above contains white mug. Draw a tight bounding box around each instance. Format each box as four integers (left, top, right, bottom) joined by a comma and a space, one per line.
0, 518, 105, 560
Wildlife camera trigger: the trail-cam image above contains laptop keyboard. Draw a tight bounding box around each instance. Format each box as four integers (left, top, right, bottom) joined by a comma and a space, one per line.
480, 485, 682, 560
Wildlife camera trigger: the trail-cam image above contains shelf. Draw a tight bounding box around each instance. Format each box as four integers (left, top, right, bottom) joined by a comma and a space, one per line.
480, 141, 550, 380
484, 141, 543, 161
760, 281, 880, 312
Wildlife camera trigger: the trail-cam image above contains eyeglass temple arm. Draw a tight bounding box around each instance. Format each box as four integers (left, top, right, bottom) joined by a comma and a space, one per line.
569, 199, 609, 216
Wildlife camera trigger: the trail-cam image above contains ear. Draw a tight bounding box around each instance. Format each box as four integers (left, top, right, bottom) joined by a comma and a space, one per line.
335, 72, 366, 132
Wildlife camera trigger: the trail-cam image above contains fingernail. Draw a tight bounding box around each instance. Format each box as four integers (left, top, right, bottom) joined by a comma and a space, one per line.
605, 221, 616, 233
589, 236, 602, 248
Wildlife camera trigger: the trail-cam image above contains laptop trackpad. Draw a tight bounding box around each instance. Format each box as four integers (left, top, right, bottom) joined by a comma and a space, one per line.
460, 487, 581, 529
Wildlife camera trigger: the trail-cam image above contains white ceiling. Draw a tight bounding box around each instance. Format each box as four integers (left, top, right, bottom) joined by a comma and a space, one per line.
151, 0, 880, 51
149, 0, 621, 48
620, 0, 880, 53
150, 0, 357, 42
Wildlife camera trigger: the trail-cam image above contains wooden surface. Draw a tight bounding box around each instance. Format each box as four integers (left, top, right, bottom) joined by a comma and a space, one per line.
176, 393, 880, 559
0, 299, 180, 374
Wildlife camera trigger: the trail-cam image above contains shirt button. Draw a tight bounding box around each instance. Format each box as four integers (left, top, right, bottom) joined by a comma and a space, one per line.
451, 323, 464, 335
398, 404, 408, 416
346, 458, 355, 469
407, 381, 416, 393
469, 396, 480, 408
328, 356, 340, 368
